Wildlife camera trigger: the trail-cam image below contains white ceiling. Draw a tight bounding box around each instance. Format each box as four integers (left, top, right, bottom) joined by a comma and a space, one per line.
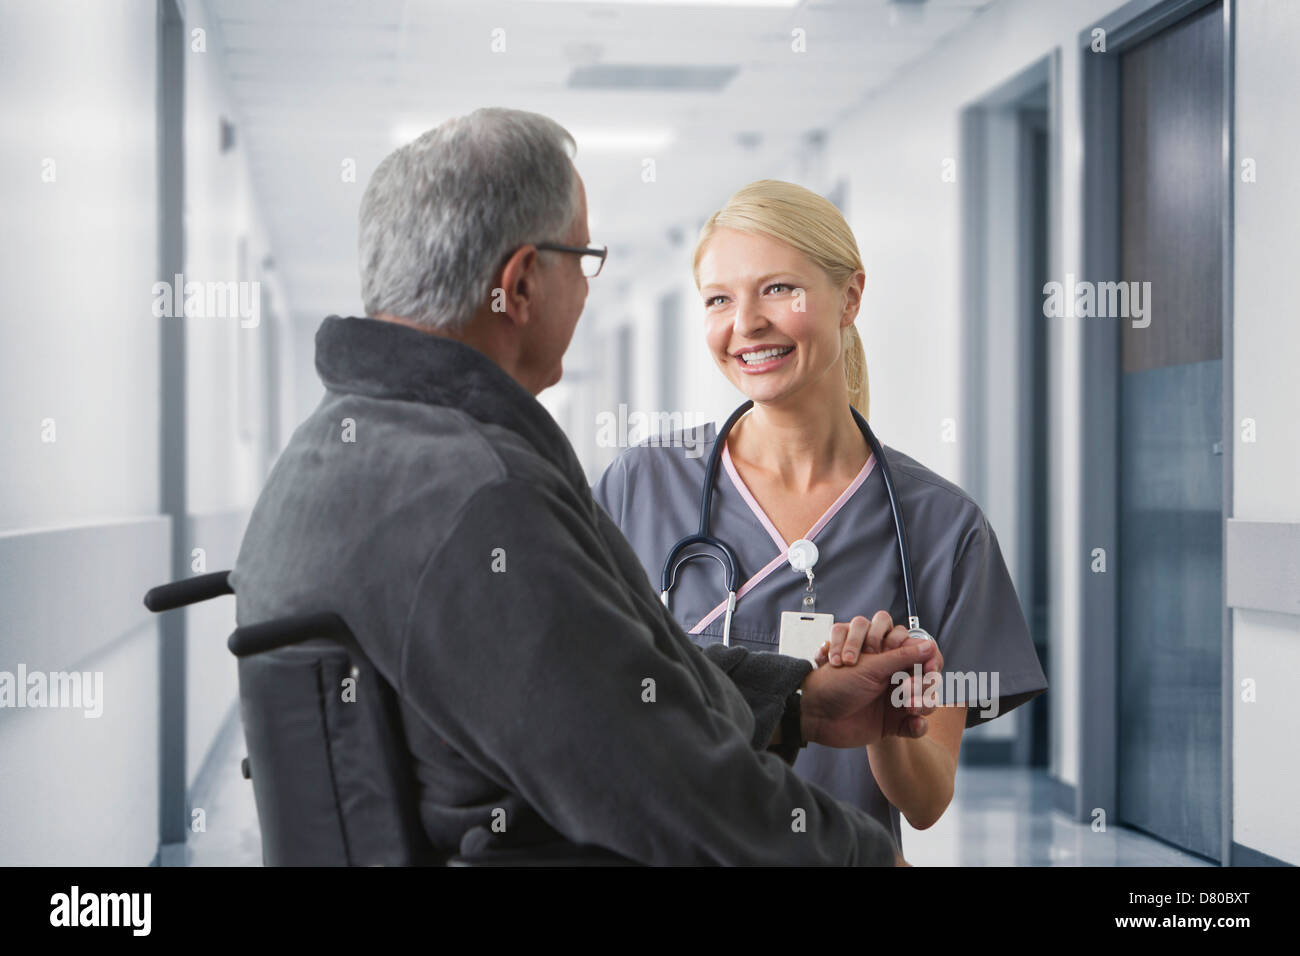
205, 0, 995, 320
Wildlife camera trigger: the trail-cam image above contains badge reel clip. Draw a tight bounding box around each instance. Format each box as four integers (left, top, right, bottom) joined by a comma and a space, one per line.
778, 539, 835, 664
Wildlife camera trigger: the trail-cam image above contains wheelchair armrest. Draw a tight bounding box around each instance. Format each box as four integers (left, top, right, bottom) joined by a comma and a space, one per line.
227, 611, 354, 657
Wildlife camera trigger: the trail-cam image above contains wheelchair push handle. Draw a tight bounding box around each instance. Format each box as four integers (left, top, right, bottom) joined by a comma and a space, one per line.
143, 570, 233, 612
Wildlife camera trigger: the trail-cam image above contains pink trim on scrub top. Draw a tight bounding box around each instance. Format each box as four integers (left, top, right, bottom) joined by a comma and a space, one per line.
722, 444, 789, 552
688, 447, 877, 635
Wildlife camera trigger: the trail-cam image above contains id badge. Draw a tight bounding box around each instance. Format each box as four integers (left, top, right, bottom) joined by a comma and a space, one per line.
779, 611, 834, 664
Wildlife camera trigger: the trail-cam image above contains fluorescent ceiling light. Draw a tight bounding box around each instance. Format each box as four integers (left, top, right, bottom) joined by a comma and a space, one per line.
519, 0, 800, 7
570, 127, 676, 151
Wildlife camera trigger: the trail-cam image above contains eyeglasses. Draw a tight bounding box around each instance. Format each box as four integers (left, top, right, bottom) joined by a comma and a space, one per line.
535, 241, 608, 278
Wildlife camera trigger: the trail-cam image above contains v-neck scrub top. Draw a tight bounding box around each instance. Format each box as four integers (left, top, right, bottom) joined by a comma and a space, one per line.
593, 421, 1048, 848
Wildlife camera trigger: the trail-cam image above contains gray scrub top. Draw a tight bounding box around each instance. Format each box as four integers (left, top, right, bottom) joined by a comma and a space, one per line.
592, 420, 1048, 849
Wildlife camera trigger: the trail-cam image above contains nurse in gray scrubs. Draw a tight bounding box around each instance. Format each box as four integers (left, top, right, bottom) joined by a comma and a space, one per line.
592, 179, 1048, 853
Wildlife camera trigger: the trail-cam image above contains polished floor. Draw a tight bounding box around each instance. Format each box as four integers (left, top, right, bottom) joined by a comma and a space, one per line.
897, 762, 1210, 866
182, 710, 1209, 867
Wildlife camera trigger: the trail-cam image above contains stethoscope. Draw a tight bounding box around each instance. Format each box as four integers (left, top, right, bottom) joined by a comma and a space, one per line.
659, 400, 932, 648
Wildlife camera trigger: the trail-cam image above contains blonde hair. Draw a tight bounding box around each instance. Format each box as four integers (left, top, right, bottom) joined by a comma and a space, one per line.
692, 179, 869, 418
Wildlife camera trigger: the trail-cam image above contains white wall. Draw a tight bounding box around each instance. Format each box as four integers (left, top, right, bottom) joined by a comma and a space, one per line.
1230, 0, 1300, 864
0, 0, 160, 529
0, 0, 162, 864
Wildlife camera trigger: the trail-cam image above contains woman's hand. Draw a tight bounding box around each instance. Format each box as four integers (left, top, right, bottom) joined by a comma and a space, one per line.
816, 611, 945, 680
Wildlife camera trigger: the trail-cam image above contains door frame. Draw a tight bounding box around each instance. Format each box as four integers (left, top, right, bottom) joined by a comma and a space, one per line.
959, 51, 1060, 765
1078, 0, 1235, 864
156, 0, 188, 864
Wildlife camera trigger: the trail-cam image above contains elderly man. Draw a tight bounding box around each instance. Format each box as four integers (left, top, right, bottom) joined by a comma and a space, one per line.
231, 107, 937, 865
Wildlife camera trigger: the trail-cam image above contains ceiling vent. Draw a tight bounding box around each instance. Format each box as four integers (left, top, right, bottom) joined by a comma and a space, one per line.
567, 64, 739, 91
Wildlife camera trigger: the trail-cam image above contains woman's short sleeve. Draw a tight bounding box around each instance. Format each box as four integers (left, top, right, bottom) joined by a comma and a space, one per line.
592, 455, 628, 526
936, 516, 1048, 728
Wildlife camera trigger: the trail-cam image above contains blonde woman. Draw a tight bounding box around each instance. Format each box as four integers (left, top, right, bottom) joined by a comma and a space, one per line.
593, 180, 1046, 850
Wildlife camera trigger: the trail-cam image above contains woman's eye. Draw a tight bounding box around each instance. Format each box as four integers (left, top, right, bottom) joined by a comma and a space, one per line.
704, 295, 727, 308
765, 283, 793, 294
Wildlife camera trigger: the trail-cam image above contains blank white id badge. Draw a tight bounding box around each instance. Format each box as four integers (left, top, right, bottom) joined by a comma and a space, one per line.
779, 611, 834, 664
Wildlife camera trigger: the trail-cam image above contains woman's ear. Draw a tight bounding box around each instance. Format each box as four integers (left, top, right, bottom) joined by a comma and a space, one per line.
840, 270, 866, 327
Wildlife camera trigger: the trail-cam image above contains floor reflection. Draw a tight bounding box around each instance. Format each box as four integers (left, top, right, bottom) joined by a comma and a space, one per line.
183, 711, 1210, 867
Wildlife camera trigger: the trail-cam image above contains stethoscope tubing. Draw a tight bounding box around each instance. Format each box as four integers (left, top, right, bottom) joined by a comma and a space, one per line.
847, 406, 922, 632
660, 400, 924, 645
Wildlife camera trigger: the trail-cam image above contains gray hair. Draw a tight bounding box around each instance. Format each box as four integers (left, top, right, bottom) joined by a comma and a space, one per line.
358, 108, 579, 331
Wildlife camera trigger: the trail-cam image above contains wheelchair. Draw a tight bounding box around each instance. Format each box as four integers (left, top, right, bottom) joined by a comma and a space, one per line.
144, 571, 634, 867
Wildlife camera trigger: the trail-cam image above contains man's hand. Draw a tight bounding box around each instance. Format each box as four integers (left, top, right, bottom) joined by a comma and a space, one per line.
798, 615, 938, 748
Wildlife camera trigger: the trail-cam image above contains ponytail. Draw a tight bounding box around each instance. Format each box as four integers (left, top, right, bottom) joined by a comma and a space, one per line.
842, 323, 869, 418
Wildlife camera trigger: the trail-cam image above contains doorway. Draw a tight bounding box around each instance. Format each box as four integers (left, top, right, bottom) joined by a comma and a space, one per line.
1117, 0, 1226, 860
959, 54, 1058, 767
1081, 0, 1232, 863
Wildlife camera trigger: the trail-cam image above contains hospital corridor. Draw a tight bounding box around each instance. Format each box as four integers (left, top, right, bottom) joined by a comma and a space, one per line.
2, 0, 1298, 925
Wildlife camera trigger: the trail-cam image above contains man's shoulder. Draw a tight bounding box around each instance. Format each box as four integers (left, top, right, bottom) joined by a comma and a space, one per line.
232, 389, 570, 626
309, 389, 566, 491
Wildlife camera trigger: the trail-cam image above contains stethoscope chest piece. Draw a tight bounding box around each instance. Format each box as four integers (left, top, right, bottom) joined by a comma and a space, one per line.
907, 622, 934, 643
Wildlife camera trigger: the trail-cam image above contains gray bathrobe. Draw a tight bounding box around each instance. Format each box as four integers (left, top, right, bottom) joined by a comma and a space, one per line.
231, 315, 899, 865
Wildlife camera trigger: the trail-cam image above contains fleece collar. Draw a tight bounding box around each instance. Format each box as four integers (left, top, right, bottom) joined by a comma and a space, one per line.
314, 315, 588, 489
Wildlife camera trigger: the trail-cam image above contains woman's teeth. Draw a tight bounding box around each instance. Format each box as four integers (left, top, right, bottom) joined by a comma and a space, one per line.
739, 346, 794, 365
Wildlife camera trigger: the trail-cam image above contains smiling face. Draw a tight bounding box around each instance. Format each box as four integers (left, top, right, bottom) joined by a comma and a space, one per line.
697, 227, 860, 409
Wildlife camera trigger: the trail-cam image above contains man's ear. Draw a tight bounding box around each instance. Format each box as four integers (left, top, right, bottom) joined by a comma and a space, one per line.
494, 244, 541, 329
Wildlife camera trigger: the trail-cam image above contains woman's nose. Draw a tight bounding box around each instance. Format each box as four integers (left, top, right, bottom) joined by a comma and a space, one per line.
732, 296, 769, 337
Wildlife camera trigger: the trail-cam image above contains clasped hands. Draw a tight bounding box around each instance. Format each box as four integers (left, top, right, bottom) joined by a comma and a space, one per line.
796, 610, 945, 750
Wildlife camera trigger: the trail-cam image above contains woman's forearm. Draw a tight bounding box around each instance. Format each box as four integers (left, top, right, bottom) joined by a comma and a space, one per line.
866, 732, 957, 829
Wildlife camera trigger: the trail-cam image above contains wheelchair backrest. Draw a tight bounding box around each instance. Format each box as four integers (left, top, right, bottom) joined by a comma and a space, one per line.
233, 626, 440, 866
146, 574, 439, 866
